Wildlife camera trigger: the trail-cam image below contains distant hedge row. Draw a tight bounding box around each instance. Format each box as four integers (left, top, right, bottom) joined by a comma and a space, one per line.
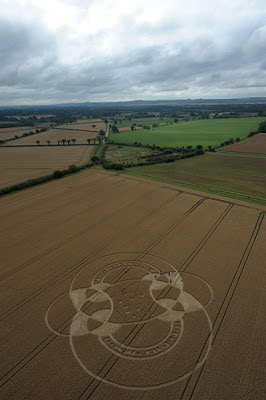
0, 162, 93, 197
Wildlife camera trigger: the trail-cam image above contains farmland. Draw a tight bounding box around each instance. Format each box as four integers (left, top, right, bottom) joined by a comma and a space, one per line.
110, 117, 265, 148
6, 128, 99, 146
0, 169, 265, 400
0, 146, 93, 188
0, 126, 37, 141
126, 153, 266, 204
105, 145, 160, 165
59, 121, 106, 132
219, 133, 266, 155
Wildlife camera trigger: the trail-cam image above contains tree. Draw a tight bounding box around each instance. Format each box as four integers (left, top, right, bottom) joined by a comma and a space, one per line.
61, 139, 66, 145
91, 155, 99, 163
47, 140, 51, 146
57, 140, 60, 145
99, 129, 105, 138
196, 145, 203, 149
87, 138, 91, 145
97, 135, 102, 144
71, 138, 76, 145
67, 139, 71, 145
111, 125, 119, 133
36, 140, 40, 146
92, 125, 96, 128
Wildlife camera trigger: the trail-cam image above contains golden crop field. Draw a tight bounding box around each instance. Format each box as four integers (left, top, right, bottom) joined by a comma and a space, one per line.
0, 126, 36, 141
6, 128, 99, 146
0, 169, 265, 400
0, 146, 93, 188
59, 121, 106, 132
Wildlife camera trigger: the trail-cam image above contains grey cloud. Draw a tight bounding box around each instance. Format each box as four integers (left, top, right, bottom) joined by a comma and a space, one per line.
1, 14, 266, 104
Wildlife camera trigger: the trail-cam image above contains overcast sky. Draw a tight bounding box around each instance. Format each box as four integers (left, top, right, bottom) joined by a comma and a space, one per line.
0, 0, 266, 105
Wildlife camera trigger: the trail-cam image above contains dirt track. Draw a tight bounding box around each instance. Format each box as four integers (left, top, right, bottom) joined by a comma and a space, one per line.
0, 170, 265, 399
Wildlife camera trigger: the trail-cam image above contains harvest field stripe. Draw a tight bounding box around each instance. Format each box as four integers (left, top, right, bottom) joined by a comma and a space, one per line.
136, 198, 205, 256
0, 190, 183, 320
180, 203, 234, 272
179, 211, 265, 400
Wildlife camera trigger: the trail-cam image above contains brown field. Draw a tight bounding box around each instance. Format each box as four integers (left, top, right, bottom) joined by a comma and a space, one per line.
76, 119, 103, 124
118, 126, 142, 132
59, 121, 106, 132
6, 128, 99, 146
0, 126, 36, 141
0, 170, 265, 400
219, 133, 266, 154
0, 146, 93, 188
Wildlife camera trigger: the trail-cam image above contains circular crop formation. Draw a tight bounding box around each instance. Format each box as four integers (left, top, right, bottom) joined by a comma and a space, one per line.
46, 253, 213, 390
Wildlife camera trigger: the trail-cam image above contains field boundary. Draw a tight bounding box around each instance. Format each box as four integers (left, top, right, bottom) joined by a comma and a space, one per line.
123, 170, 266, 206
215, 150, 266, 157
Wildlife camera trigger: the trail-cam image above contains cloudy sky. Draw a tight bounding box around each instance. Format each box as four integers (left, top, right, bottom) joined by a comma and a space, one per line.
0, 0, 266, 105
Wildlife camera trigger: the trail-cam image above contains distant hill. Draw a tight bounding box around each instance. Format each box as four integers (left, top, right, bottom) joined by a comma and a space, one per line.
1, 97, 266, 110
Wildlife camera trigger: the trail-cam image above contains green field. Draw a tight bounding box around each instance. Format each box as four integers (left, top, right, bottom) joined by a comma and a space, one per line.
125, 153, 266, 204
110, 117, 265, 148
114, 118, 171, 128
105, 145, 159, 164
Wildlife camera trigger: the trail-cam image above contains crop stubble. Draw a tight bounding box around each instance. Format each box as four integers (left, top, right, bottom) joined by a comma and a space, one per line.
0, 169, 265, 399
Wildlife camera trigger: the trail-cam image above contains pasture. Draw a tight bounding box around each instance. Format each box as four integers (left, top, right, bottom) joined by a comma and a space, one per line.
0, 169, 265, 400
110, 117, 265, 148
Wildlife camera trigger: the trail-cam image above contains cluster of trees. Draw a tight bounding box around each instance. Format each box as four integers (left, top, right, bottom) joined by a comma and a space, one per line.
258, 120, 266, 132
111, 125, 119, 133
220, 137, 240, 146
100, 141, 205, 171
